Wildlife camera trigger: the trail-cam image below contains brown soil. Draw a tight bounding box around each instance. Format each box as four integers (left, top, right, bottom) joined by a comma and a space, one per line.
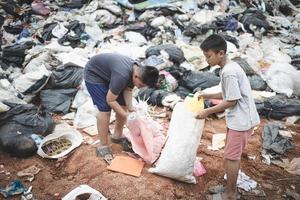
0, 117, 299, 200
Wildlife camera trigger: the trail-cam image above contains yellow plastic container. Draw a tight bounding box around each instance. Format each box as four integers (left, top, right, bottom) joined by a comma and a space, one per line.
184, 93, 204, 113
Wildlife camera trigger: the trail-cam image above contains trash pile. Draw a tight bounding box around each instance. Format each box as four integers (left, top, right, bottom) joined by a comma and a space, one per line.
0, 0, 299, 183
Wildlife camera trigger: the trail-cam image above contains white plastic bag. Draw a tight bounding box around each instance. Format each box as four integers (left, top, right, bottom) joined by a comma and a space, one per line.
149, 102, 205, 184
263, 63, 300, 97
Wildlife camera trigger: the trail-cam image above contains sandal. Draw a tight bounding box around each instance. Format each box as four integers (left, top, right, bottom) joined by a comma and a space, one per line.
111, 137, 134, 153
96, 146, 113, 164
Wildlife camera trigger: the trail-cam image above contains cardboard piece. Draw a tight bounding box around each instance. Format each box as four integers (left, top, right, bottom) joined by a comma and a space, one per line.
212, 133, 226, 151
107, 156, 144, 177
83, 125, 98, 136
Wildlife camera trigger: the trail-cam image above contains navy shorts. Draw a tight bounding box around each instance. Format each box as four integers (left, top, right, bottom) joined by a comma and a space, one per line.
85, 81, 126, 112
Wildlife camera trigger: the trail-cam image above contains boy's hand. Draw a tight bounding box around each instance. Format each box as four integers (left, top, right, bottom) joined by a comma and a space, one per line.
195, 91, 209, 100
195, 109, 209, 119
127, 105, 136, 112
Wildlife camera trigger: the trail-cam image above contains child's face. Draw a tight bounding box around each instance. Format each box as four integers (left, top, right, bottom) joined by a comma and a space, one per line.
203, 49, 225, 67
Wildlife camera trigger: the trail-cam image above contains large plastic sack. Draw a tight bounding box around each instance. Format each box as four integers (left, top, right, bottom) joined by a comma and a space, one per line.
0, 104, 54, 158
149, 102, 205, 184
37, 123, 83, 159
180, 71, 220, 91
46, 63, 83, 89
263, 63, 300, 97
40, 89, 78, 114
146, 44, 185, 65
124, 108, 166, 164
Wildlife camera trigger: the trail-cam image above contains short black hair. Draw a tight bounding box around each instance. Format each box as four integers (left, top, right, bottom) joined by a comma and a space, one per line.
200, 34, 227, 53
139, 65, 159, 88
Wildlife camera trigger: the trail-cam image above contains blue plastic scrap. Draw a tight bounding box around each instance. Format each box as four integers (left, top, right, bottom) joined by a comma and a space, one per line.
0, 180, 26, 198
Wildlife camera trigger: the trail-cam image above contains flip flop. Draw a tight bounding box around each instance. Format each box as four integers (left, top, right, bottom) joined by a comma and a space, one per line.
96, 146, 113, 164
111, 137, 134, 153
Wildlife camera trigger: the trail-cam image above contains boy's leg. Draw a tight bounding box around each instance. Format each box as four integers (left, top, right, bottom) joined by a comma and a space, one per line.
223, 159, 240, 200
112, 106, 127, 139
222, 128, 252, 200
97, 111, 111, 147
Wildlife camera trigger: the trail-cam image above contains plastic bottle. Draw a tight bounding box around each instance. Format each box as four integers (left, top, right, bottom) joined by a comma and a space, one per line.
184, 93, 204, 113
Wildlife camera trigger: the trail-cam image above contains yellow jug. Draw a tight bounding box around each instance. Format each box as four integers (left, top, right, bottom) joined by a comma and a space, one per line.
184, 93, 204, 113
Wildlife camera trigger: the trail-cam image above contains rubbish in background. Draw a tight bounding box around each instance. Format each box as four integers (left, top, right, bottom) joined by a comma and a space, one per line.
40, 88, 78, 114
262, 122, 293, 155
158, 71, 178, 92
37, 123, 83, 159
0, 104, 54, 158
208, 133, 226, 151
73, 99, 98, 129
0, 180, 26, 198
149, 102, 205, 184
225, 171, 257, 191
62, 185, 107, 200
107, 156, 145, 177
193, 158, 206, 177
82, 125, 98, 136
17, 165, 41, 182
260, 95, 300, 120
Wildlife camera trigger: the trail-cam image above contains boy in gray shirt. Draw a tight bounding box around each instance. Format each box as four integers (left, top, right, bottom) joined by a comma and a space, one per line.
84, 53, 159, 164
196, 35, 260, 200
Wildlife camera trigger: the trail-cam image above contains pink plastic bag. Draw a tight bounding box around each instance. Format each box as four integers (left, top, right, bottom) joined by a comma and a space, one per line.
193, 160, 206, 177
124, 112, 166, 164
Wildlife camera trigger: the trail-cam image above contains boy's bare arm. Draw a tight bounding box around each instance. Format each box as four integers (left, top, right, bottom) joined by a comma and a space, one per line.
195, 100, 237, 119
106, 90, 127, 118
123, 87, 135, 111
197, 92, 223, 100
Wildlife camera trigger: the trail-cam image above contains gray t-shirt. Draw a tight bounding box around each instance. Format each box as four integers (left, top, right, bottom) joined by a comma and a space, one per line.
84, 53, 135, 95
220, 61, 260, 131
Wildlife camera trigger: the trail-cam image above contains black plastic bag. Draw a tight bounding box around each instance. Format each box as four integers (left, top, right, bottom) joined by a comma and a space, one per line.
248, 75, 267, 91
64, 0, 89, 9
146, 44, 185, 65
137, 87, 169, 106
40, 88, 78, 114
47, 63, 83, 89
0, 103, 54, 158
3, 25, 23, 34
174, 86, 191, 99
239, 9, 270, 34
2, 41, 34, 57
0, 15, 4, 28
180, 71, 220, 91
23, 75, 50, 95
126, 23, 160, 40
42, 22, 58, 41
232, 57, 256, 75
262, 95, 300, 119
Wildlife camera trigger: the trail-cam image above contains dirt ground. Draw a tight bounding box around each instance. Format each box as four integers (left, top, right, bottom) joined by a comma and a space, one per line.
0, 116, 300, 200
